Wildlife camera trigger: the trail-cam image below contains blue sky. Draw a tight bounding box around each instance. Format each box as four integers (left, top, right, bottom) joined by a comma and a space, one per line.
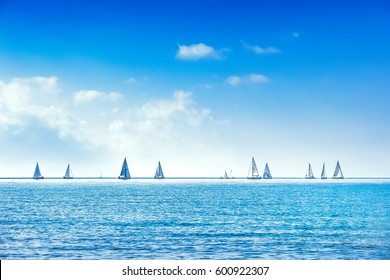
0, 0, 389, 177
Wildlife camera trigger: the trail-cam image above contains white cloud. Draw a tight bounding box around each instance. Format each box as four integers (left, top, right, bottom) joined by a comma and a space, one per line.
101, 90, 216, 158
0, 76, 218, 154
226, 76, 242, 86
226, 73, 270, 86
248, 73, 270, 83
0, 76, 87, 142
0, 76, 61, 129
73, 90, 122, 105
176, 43, 221, 60
242, 41, 280, 54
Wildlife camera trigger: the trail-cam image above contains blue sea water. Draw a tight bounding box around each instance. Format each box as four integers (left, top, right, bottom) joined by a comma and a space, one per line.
0, 179, 389, 260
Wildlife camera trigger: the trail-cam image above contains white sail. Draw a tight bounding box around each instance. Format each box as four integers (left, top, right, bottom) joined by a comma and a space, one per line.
332, 160, 344, 179
321, 162, 327, 179
118, 158, 131, 180
63, 164, 73, 179
247, 157, 261, 179
263, 163, 272, 179
154, 161, 165, 179
220, 169, 233, 179
305, 163, 315, 179
33, 162, 44, 179
223, 170, 228, 179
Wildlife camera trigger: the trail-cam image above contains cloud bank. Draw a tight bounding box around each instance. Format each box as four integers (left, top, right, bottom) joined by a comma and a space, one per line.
242, 41, 280, 54
0, 76, 223, 176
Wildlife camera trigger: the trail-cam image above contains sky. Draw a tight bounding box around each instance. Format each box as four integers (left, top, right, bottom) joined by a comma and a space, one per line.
0, 0, 389, 177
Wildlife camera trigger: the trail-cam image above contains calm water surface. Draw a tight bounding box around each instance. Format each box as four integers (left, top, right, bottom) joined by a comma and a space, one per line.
0, 179, 389, 259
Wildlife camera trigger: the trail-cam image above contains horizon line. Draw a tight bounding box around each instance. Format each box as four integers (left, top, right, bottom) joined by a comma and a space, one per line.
1, 177, 390, 180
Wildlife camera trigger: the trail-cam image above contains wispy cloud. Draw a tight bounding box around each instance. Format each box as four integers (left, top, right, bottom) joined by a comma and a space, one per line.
225, 73, 270, 86
176, 43, 222, 60
242, 41, 280, 54
123, 76, 149, 84
248, 74, 270, 83
73, 90, 122, 105
226, 76, 242, 86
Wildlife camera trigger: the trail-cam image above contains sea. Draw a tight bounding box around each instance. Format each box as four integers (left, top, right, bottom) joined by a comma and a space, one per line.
0, 179, 389, 260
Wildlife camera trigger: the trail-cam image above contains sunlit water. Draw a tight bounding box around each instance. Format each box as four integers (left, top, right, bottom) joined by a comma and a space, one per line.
0, 179, 389, 259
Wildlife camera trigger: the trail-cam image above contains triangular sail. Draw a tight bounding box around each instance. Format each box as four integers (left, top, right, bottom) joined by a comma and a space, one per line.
220, 169, 233, 179
306, 163, 315, 179
63, 164, 73, 179
321, 163, 327, 179
223, 170, 228, 179
154, 161, 164, 179
33, 162, 43, 179
247, 157, 261, 179
118, 158, 131, 179
333, 160, 344, 179
263, 163, 272, 179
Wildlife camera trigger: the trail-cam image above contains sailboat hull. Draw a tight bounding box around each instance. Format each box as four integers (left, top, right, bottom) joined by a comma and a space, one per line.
247, 177, 261, 180
63, 176, 73, 179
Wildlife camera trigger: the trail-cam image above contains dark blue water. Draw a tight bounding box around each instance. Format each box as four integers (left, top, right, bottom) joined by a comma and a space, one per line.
0, 179, 389, 259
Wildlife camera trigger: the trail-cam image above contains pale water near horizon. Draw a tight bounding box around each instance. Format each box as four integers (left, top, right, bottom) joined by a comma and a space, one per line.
0, 179, 389, 259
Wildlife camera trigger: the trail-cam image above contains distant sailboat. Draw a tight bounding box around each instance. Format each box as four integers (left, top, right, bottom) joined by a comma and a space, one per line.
33, 162, 44, 179
305, 163, 315, 179
332, 160, 344, 179
247, 157, 261, 179
220, 169, 233, 179
321, 163, 327, 179
63, 164, 73, 179
154, 161, 165, 179
118, 158, 131, 180
263, 163, 272, 179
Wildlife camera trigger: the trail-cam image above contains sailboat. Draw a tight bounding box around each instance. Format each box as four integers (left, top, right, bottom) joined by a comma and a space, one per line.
154, 161, 165, 179
263, 163, 272, 179
247, 157, 261, 179
332, 160, 344, 179
63, 164, 73, 179
305, 163, 315, 179
321, 163, 327, 179
118, 157, 131, 180
220, 169, 233, 179
33, 162, 44, 179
